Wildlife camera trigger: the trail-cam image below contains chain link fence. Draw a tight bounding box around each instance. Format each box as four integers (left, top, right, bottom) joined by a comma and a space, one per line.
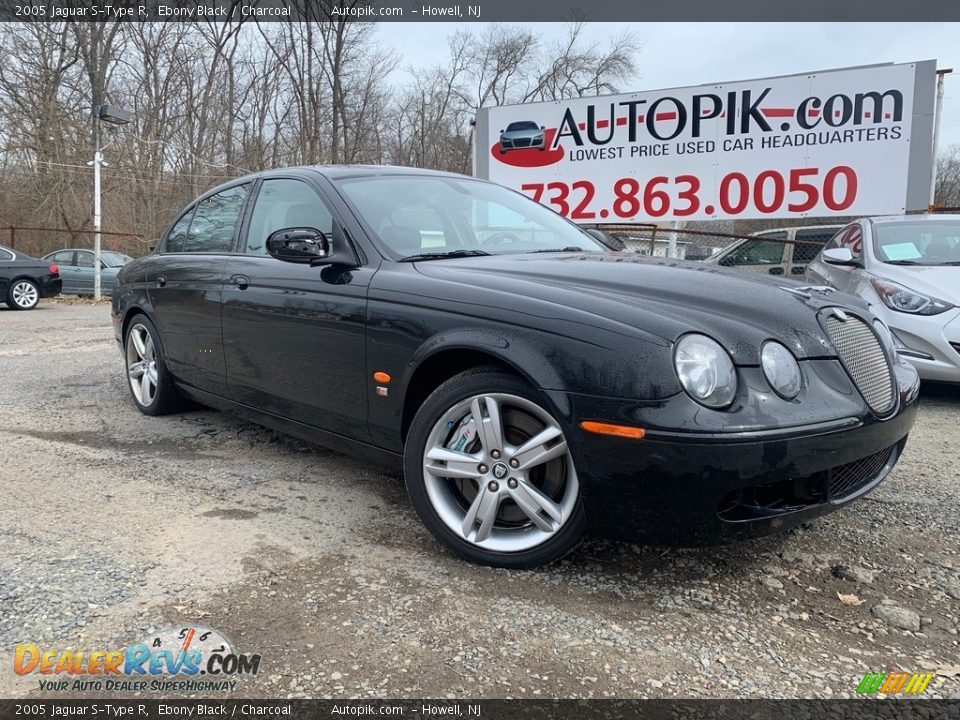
3, 226, 151, 260
585, 222, 845, 276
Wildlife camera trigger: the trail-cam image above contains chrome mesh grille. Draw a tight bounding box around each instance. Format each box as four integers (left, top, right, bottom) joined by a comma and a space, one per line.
823, 312, 894, 415
829, 446, 895, 500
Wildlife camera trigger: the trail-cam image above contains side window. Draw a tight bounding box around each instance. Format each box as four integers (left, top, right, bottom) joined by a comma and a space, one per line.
76, 252, 94, 268
0, 248, 14, 261
49, 250, 75, 265
726, 238, 786, 266
165, 209, 195, 253
246, 179, 334, 255
184, 184, 249, 253
793, 229, 837, 264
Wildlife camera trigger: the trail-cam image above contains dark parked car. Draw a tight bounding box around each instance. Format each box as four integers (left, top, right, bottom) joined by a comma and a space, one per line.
499, 121, 545, 153
0, 245, 62, 310
112, 166, 919, 568
42, 249, 133, 296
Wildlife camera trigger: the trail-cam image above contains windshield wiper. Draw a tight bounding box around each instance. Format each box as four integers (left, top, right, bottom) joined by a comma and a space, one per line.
527, 246, 587, 254
934, 260, 960, 266
397, 249, 490, 262
884, 259, 923, 265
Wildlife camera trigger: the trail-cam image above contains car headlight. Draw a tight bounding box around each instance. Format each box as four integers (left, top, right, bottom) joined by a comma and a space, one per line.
674, 334, 738, 408
870, 278, 954, 315
760, 342, 802, 399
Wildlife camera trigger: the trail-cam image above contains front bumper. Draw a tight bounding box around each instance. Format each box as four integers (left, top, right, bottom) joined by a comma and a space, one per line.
874, 305, 960, 383
546, 358, 920, 546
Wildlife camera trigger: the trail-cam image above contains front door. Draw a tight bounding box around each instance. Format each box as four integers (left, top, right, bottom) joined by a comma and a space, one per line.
222, 177, 372, 441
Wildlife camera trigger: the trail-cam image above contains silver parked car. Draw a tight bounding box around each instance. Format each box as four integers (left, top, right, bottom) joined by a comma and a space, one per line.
499, 121, 546, 153
705, 225, 843, 277
41, 249, 133, 296
806, 216, 960, 383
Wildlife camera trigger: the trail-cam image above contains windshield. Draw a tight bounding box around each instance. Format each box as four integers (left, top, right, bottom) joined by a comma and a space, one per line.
874, 222, 960, 265
506, 121, 540, 132
336, 175, 604, 260
101, 251, 132, 267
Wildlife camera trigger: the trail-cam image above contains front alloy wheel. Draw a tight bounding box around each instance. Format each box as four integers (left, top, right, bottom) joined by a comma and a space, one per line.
8, 279, 39, 310
405, 368, 585, 567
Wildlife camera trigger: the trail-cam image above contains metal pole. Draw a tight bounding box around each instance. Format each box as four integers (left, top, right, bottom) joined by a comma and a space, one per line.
929, 69, 951, 211
93, 113, 102, 301
668, 220, 678, 258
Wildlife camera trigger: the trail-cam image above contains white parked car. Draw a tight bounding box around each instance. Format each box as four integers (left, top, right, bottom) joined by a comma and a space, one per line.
806, 216, 960, 383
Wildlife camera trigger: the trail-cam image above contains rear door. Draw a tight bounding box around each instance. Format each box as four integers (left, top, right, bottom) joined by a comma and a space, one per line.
718, 232, 789, 275
147, 183, 250, 397
47, 251, 78, 294
221, 176, 373, 440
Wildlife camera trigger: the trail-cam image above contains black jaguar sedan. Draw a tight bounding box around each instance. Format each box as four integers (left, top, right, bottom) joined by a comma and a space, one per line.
1, 245, 62, 310
111, 166, 919, 568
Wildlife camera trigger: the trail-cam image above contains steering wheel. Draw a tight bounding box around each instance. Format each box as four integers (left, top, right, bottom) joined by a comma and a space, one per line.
481, 231, 524, 246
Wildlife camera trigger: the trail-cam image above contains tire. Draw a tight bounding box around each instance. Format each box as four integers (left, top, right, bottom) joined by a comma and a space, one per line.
7, 278, 40, 310
123, 314, 186, 416
404, 367, 586, 568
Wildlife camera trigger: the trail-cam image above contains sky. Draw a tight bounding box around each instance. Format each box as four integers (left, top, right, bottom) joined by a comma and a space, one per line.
378, 22, 959, 150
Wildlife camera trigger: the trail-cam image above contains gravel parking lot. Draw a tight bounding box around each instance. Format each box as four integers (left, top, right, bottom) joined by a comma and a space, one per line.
1, 301, 958, 700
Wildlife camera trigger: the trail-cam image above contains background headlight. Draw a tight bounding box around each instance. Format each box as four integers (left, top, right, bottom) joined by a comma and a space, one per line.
674, 334, 738, 408
760, 342, 802, 399
871, 319, 898, 364
871, 278, 954, 315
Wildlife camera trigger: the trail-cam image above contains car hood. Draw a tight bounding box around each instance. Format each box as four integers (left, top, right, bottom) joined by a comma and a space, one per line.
412, 252, 868, 363
868, 264, 960, 303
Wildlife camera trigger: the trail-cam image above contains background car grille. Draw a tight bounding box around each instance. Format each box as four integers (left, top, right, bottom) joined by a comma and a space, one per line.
823, 312, 895, 415
828, 445, 896, 500
515, 138, 531, 147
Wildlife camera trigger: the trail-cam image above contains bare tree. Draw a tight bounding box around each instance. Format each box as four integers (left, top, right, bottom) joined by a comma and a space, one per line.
935, 144, 960, 208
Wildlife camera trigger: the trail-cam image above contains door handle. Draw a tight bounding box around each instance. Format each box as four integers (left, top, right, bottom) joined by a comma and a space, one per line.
156, 275, 167, 287
231, 275, 249, 290
791, 266, 805, 274
768, 267, 785, 275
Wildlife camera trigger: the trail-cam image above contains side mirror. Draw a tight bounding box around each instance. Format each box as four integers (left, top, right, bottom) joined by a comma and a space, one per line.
499, 129, 504, 134
267, 227, 328, 263
822, 247, 857, 266
540, 125, 546, 130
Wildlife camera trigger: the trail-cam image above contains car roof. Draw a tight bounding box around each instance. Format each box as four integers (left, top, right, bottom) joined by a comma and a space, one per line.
752, 224, 844, 234
196, 165, 478, 200
867, 214, 960, 225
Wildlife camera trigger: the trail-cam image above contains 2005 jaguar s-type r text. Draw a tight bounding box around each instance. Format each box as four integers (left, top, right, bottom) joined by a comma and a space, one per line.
112, 166, 919, 568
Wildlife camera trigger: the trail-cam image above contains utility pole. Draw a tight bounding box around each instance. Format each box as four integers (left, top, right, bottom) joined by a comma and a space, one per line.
92, 113, 103, 300
89, 104, 131, 300
929, 68, 952, 211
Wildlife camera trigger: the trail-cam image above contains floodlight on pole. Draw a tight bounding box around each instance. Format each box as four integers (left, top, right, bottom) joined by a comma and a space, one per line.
92, 103, 131, 301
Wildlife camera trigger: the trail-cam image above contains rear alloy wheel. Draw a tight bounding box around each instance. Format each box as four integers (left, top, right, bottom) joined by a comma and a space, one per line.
8, 279, 40, 310
124, 315, 184, 416
405, 368, 585, 568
